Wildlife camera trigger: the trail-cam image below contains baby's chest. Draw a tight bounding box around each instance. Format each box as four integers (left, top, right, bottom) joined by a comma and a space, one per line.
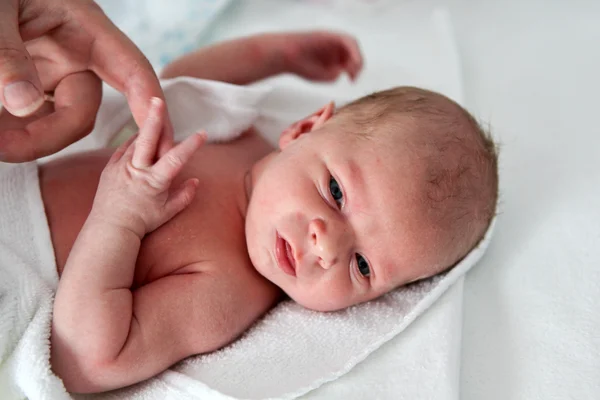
133, 175, 247, 286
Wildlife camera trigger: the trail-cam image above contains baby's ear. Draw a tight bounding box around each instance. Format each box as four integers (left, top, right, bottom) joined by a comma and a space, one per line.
279, 102, 335, 149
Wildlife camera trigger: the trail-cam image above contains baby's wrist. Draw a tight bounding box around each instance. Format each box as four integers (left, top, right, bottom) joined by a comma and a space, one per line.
87, 208, 146, 240
253, 34, 289, 76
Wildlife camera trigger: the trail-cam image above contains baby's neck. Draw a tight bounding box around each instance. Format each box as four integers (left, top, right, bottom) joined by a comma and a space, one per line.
235, 128, 277, 219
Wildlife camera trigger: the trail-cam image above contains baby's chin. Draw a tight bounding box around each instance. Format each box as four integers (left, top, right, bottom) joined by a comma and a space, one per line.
290, 293, 354, 313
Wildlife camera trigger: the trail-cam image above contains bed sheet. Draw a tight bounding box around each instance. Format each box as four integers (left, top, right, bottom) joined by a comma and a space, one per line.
446, 1, 600, 398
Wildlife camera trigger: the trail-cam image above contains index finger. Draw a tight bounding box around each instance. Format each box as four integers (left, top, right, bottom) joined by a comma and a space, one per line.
71, 3, 173, 137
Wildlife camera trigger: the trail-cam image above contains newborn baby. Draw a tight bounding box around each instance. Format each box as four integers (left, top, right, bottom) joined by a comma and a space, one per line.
37, 32, 498, 392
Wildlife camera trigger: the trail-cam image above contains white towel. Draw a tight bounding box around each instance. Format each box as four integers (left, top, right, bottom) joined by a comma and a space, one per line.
0, 162, 68, 400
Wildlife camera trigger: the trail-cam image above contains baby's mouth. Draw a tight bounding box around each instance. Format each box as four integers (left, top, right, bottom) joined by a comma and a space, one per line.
275, 233, 297, 277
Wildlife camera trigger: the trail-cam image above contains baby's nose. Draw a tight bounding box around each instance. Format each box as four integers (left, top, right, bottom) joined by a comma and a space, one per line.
308, 217, 348, 270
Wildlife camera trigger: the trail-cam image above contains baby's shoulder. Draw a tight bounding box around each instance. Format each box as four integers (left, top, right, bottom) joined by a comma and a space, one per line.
179, 254, 280, 338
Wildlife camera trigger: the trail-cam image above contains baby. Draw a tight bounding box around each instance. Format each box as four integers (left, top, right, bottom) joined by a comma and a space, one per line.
35, 32, 498, 392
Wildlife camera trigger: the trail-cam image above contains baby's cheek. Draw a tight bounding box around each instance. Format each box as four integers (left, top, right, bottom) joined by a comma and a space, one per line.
314, 275, 355, 311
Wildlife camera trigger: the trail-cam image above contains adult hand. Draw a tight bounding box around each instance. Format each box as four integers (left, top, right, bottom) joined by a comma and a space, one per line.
0, 0, 172, 162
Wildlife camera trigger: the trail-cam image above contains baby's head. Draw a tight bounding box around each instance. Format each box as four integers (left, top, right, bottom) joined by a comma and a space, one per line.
245, 86, 498, 311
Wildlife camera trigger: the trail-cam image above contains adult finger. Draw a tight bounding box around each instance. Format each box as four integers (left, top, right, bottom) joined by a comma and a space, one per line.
71, 3, 172, 137
132, 97, 164, 169
0, 71, 101, 162
157, 105, 175, 158
0, 0, 45, 117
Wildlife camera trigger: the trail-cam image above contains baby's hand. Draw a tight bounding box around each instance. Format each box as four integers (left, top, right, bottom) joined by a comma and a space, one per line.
282, 31, 363, 82
90, 98, 205, 238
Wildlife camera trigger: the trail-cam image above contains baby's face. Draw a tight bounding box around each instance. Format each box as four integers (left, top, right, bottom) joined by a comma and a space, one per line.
245, 107, 438, 311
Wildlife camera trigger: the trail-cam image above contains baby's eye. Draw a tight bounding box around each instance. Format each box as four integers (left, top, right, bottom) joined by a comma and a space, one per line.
329, 176, 343, 208
356, 254, 371, 277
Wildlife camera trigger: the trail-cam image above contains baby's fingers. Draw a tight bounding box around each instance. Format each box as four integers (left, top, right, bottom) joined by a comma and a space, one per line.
151, 132, 206, 188
132, 97, 165, 169
341, 35, 363, 81
163, 178, 200, 222
108, 133, 137, 165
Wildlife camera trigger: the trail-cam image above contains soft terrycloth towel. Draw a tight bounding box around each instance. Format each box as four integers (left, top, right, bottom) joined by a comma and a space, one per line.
0, 162, 68, 400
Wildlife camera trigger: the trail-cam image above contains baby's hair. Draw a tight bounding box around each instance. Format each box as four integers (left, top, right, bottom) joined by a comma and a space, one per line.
336, 87, 498, 276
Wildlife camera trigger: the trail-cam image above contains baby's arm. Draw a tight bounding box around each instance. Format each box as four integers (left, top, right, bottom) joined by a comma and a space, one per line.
51, 99, 227, 392
160, 31, 363, 84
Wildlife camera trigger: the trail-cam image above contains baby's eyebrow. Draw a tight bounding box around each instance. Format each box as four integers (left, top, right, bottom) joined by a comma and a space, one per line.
347, 159, 364, 188
344, 159, 366, 210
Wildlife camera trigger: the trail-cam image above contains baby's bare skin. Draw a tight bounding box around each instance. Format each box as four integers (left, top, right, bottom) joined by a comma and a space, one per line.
41, 127, 281, 391
41, 128, 272, 286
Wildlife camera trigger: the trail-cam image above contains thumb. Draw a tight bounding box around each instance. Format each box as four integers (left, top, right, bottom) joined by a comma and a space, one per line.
0, 1, 44, 117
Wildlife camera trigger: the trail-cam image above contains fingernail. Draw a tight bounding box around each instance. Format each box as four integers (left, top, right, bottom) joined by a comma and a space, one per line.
3, 81, 44, 117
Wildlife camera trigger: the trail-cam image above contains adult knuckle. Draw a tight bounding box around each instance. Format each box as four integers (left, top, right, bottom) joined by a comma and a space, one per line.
123, 54, 154, 93
136, 136, 152, 149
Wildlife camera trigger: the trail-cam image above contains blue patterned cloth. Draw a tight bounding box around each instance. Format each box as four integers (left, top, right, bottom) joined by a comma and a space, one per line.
97, 0, 234, 69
